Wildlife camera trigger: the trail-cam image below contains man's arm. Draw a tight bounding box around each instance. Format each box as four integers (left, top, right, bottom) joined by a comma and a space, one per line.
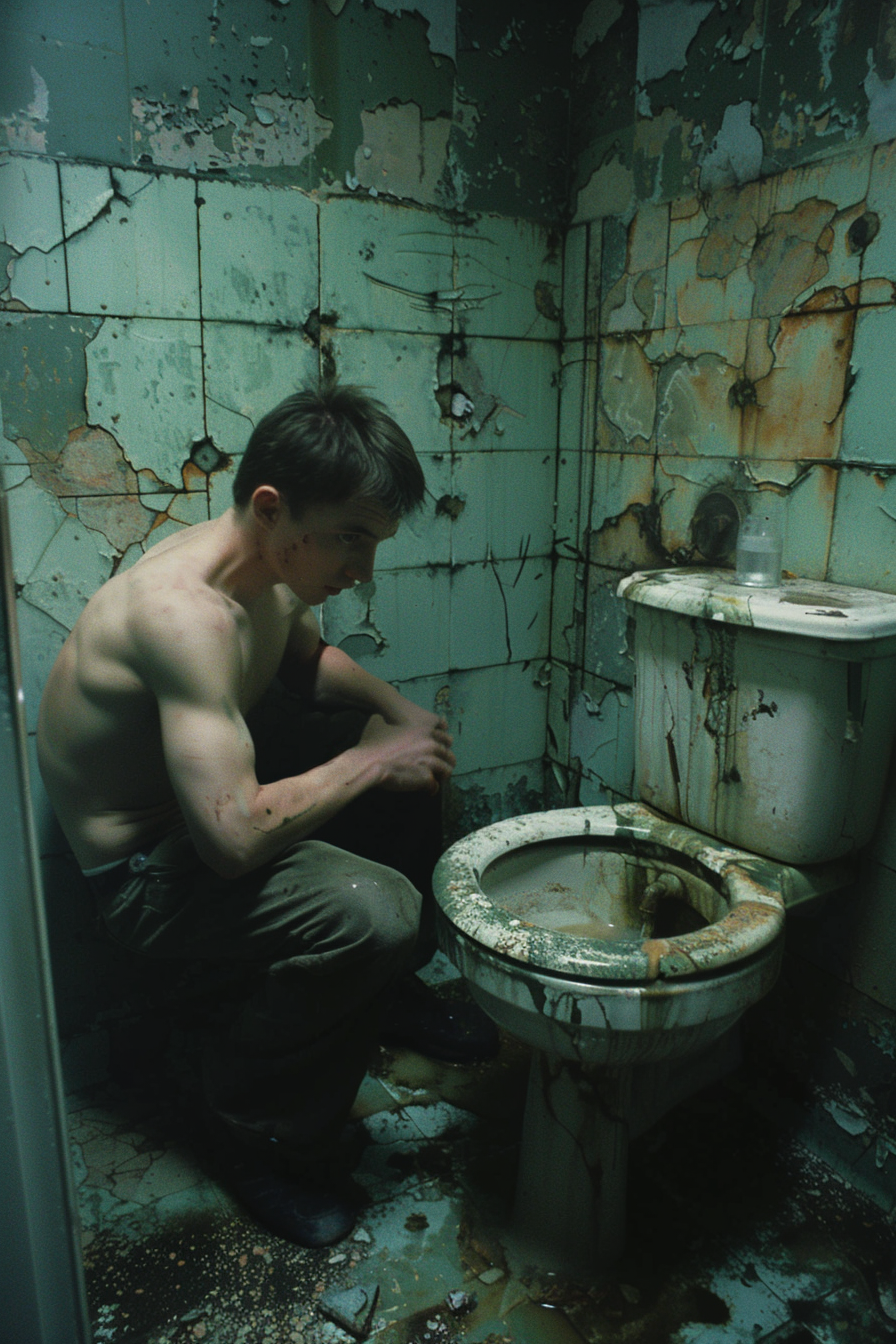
138, 600, 454, 879
280, 605, 447, 735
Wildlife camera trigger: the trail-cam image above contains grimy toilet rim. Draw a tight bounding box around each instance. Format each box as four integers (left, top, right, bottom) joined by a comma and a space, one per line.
432, 799, 801, 985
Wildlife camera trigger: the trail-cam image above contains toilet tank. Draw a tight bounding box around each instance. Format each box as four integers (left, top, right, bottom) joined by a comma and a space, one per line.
618, 569, 896, 865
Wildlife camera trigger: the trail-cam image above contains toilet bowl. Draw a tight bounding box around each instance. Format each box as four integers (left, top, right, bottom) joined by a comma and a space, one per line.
433, 568, 896, 1274
435, 800, 796, 1069
433, 798, 847, 1271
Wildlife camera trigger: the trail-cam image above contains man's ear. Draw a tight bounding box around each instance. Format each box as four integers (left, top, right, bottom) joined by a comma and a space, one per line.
251, 485, 284, 529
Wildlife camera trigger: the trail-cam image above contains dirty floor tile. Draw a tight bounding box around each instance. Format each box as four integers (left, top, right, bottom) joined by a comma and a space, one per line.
70, 973, 896, 1344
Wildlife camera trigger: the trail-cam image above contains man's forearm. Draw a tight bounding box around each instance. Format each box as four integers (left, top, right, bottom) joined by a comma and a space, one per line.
310, 642, 415, 722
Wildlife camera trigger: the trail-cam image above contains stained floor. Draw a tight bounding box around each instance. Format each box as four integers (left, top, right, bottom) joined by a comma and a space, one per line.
69, 957, 896, 1344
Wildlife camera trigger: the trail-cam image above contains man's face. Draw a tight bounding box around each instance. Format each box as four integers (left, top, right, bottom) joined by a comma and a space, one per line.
275, 497, 399, 605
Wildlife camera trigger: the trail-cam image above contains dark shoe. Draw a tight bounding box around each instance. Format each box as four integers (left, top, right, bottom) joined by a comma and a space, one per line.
227, 1157, 359, 1248
380, 975, 500, 1064
207, 1119, 360, 1248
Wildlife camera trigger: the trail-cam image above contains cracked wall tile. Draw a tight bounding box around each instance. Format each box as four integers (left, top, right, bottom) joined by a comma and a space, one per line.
544, 654, 569, 758
596, 334, 658, 451
829, 466, 896, 593
656, 452, 835, 577
0, 313, 101, 459
6, 475, 67, 584
602, 265, 666, 333
652, 452, 733, 557
0, 155, 63, 254
22, 513, 114, 631
448, 555, 551, 671
569, 672, 635, 801
449, 337, 560, 451
588, 451, 660, 571
86, 317, 205, 491
76, 495, 155, 555
584, 562, 633, 687
2, 238, 68, 314
655, 319, 749, 458
451, 450, 555, 565
322, 567, 451, 683
749, 197, 848, 319
322, 326, 454, 567
320, 197, 453, 336
325, 328, 449, 459
666, 191, 758, 327
627, 199, 670, 272
558, 341, 598, 455
550, 556, 585, 669
445, 664, 549, 775
202, 321, 320, 462
0, 155, 68, 312
62, 166, 200, 320
840, 306, 896, 466
445, 760, 548, 841
26, 425, 138, 498
0, 394, 29, 489
142, 490, 209, 529
860, 139, 896, 298
745, 309, 855, 460
601, 203, 669, 333
382, 452, 452, 571
555, 442, 590, 562
58, 162, 115, 237
765, 460, 838, 580
454, 215, 562, 341
198, 179, 318, 326
0, 454, 29, 491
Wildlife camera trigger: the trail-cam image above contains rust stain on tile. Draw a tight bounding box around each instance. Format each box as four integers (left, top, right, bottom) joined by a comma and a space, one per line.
749, 199, 838, 317
23, 425, 138, 497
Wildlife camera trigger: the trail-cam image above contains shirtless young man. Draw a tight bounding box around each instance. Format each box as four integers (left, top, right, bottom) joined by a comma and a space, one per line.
38, 382, 494, 1247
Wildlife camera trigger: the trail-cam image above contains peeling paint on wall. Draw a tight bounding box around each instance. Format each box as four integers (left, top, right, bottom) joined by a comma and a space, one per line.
699, 101, 763, 194
0, 66, 49, 152
131, 93, 333, 173
371, 0, 457, 62
636, 0, 714, 87
353, 103, 451, 204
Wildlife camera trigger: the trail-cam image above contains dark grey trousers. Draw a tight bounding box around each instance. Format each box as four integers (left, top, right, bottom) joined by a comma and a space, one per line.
90, 683, 443, 1157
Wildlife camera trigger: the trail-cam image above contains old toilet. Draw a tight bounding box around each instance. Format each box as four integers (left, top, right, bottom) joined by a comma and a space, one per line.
433, 568, 896, 1272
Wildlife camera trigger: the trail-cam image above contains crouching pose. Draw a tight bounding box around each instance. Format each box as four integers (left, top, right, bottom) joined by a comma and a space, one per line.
38, 381, 497, 1246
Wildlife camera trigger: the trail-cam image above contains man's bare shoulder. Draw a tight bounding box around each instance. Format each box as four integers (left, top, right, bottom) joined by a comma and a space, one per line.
128, 547, 244, 681
70, 525, 238, 691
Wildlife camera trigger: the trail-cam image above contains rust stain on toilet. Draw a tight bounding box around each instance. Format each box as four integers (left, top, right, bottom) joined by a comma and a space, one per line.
642, 901, 782, 980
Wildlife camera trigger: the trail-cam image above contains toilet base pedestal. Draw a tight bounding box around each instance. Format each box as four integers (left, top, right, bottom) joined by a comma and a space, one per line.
513, 1030, 743, 1276
515, 1052, 632, 1275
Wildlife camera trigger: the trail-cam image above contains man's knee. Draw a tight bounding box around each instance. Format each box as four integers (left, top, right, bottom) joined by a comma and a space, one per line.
337, 866, 422, 965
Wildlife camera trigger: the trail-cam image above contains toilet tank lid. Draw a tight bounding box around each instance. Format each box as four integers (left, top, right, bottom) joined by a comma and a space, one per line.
618, 568, 896, 642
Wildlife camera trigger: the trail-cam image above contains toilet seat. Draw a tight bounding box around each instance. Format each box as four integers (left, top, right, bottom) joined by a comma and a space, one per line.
434, 801, 787, 984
